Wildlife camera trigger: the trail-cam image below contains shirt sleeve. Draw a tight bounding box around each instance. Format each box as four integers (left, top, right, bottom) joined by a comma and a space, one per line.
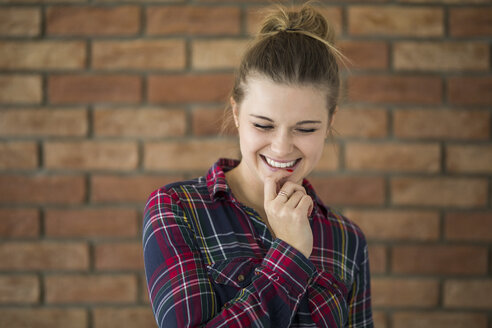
347, 243, 373, 328
306, 231, 373, 328
142, 188, 317, 328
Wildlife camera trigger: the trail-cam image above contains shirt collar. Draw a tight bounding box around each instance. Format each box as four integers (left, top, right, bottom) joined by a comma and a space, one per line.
206, 158, 239, 200
205, 158, 323, 219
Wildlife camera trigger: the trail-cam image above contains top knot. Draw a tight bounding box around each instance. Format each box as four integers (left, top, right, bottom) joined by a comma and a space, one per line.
259, 4, 335, 45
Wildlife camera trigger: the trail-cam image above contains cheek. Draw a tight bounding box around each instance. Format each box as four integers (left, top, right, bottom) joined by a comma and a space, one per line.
299, 136, 326, 162
238, 129, 268, 154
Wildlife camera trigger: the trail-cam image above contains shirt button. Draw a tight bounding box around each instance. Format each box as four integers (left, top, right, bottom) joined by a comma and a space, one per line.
237, 274, 245, 282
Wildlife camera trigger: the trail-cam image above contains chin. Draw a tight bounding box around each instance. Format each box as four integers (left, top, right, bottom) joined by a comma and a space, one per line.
259, 159, 306, 185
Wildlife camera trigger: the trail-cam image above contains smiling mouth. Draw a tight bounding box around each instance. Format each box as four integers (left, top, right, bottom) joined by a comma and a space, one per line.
260, 155, 301, 170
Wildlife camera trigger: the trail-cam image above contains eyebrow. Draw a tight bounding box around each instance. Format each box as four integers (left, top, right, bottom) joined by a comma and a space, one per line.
250, 114, 322, 125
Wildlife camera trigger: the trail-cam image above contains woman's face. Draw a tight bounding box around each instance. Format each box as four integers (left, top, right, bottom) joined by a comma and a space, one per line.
233, 76, 331, 186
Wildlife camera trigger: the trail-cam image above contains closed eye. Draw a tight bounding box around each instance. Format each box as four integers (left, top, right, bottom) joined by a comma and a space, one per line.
253, 123, 273, 130
297, 128, 318, 133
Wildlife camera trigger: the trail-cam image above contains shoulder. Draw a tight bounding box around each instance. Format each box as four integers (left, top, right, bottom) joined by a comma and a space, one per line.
313, 204, 370, 281
313, 201, 369, 263
323, 206, 367, 245
144, 176, 210, 214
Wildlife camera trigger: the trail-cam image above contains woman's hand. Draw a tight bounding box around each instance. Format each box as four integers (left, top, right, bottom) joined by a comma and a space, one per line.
264, 171, 314, 259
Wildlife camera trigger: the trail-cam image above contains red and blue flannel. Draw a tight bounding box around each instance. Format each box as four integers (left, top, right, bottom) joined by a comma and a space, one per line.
143, 158, 373, 327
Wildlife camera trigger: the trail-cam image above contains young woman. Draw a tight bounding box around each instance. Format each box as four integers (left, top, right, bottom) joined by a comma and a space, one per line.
143, 4, 373, 327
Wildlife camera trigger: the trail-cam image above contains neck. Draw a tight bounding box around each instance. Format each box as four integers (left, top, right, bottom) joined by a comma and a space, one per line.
225, 162, 265, 215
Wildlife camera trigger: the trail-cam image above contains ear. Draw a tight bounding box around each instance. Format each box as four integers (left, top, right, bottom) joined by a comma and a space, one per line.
326, 106, 338, 137
230, 97, 239, 128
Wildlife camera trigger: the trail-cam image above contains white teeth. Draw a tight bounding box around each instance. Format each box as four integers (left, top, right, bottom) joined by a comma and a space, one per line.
265, 157, 297, 168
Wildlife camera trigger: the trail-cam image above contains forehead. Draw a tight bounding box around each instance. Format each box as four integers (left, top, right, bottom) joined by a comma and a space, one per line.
240, 76, 328, 121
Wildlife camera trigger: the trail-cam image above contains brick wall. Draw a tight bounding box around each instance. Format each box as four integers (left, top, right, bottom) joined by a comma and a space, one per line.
0, 0, 491, 327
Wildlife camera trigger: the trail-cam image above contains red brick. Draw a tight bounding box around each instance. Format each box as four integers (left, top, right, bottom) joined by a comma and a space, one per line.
373, 312, 387, 328
394, 42, 489, 71
198, 0, 281, 2
0, 108, 88, 137
348, 6, 444, 37
0, 175, 85, 204
93, 307, 156, 328
368, 245, 387, 274
372, 278, 439, 307
345, 209, 440, 241
345, 142, 440, 172
45, 209, 138, 238
444, 280, 492, 309
94, 108, 186, 137
78, 177, 132, 202
448, 77, 492, 106
44, 141, 138, 171
92, 40, 185, 70
142, 277, 150, 304
348, 75, 442, 104
0, 8, 40, 36
46, 6, 139, 36
310, 176, 385, 206
147, 6, 240, 36
392, 245, 488, 275
144, 140, 239, 171
49, 75, 142, 104
192, 107, 229, 136
391, 177, 487, 207
45, 274, 137, 304
445, 212, 492, 241
314, 143, 339, 172
339, 41, 389, 70
447, 145, 492, 173
0, 142, 38, 169
0, 75, 41, 104
0, 209, 39, 238
393, 312, 488, 328
333, 107, 388, 138
0, 309, 87, 328
95, 242, 143, 270
148, 74, 233, 104
401, 0, 489, 2
0, 275, 38, 303
192, 39, 249, 70
3, 0, 84, 2
450, 8, 492, 37
95, 0, 184, 2
0, 41, 86, 70
393, 109, 490, 140
91, 174, 183, 203
0, 242, 88, 271
246, 6, 342, 36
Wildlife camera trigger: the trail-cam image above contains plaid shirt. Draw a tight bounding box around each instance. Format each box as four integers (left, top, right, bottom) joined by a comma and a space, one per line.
143, 158, 373, 328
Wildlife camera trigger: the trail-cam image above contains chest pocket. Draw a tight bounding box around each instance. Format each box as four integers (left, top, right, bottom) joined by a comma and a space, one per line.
309, 272, 350, 327
207, 257, 261, 310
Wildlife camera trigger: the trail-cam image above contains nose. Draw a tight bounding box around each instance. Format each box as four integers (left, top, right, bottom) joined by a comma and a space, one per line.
270, 130, 293, 156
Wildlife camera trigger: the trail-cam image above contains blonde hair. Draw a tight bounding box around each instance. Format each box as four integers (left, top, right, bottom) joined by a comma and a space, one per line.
223, 3, 346, 134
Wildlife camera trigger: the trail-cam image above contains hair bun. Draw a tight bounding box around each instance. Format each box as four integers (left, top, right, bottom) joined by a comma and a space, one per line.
259, 4, 335, 45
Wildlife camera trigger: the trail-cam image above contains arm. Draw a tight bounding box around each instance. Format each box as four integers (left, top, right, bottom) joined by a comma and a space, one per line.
142, 188, 317, 328
347, 244, 373, 328
307, 228, 373, 328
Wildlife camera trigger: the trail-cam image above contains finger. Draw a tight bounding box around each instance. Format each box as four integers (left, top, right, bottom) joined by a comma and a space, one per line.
278, 182, 306, 197
297, 195, 314, 217
285, 190, 305, 207
276, 190, 290, 201
264, 176, 277, 202
269, 170, 294, 192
